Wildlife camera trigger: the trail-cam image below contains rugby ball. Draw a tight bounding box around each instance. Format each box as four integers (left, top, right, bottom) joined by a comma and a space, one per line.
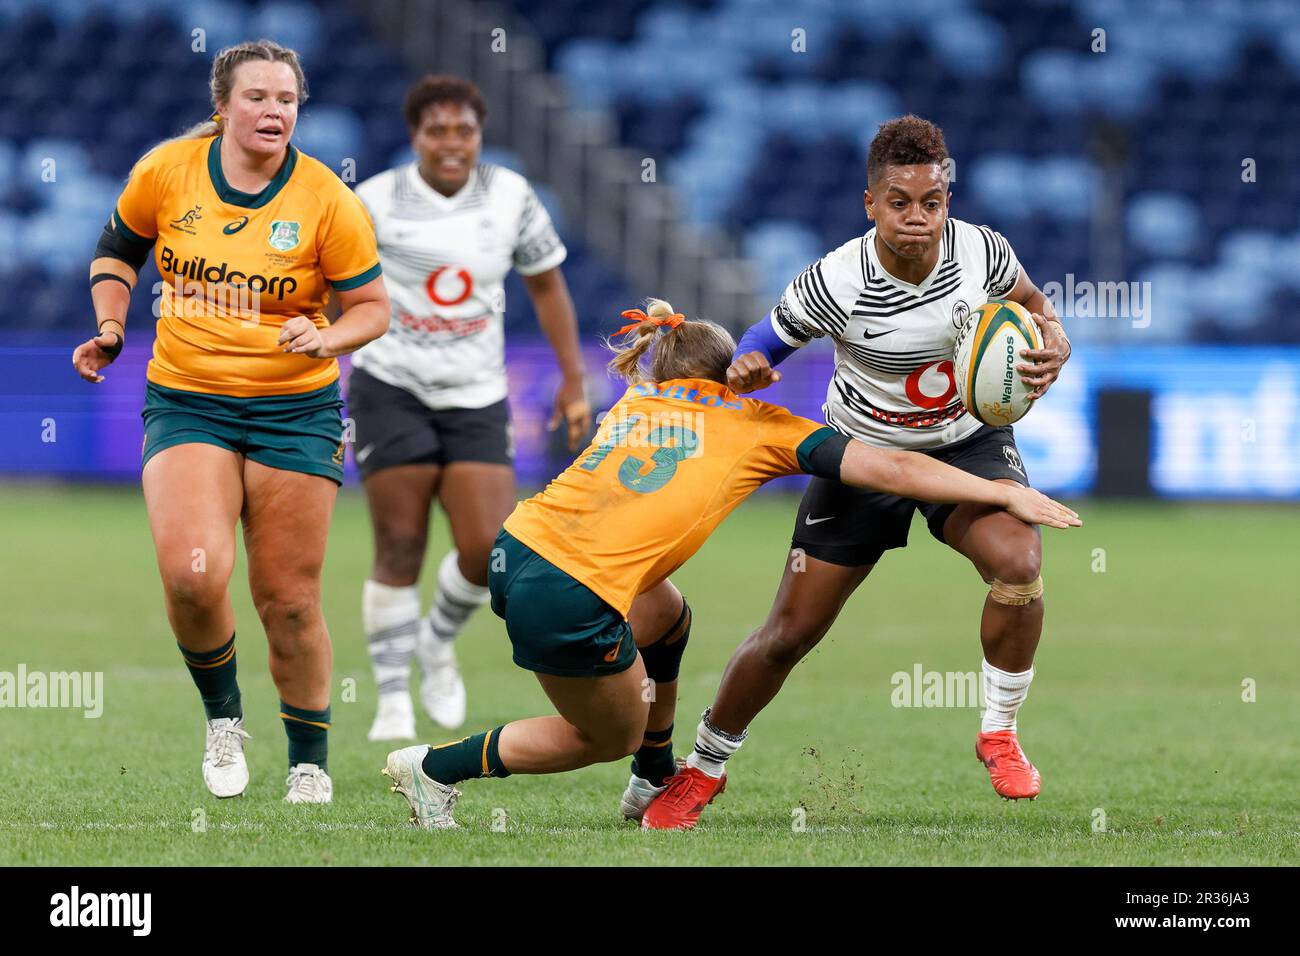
953, 300, 1043, 426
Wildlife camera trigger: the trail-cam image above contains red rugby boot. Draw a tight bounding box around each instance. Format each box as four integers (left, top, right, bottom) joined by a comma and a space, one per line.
976, 730, 1041, 800
640, 765, 727, 830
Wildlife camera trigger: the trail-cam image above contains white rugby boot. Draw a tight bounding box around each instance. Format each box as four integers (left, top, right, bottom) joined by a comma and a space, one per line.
620, 758, 685, 822
284, 763, 333, 804
382, 745, 460, 829
416, 634, 467, 729
202, 716, 250, 798
368, 692, 417, 742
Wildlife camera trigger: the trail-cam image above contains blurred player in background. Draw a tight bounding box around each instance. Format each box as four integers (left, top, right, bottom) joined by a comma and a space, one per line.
645, 116, 1074, 829
71, 41, 389, 803
349, 75, 592, 741
378, 299, 1080, 830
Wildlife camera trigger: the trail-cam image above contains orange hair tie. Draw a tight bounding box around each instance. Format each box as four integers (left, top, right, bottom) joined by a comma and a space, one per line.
613, 308, 686, 336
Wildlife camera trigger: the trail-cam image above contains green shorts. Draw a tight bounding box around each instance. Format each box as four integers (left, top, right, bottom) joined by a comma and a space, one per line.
488, 529, 636, 678
141, 380, 346, 484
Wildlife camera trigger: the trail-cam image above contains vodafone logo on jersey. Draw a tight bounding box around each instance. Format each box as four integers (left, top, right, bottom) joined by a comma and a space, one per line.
904, 360, 958, 410
424, 266, 474, 306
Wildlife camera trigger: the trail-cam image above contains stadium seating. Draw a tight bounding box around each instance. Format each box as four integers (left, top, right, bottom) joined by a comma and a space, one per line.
511, 0, 1299, 342
4, 0, 1296, 343
0, 0, 631, 335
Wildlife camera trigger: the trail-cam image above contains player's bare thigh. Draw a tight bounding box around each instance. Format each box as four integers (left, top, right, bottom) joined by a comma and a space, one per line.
437, 461, 516, 587
240, 459, 337, 708
533, 656, 651, 762
362, 463, 441, 586
141, 443, 244, 648
240, 458, 337, 605
941, 478, 1043, 583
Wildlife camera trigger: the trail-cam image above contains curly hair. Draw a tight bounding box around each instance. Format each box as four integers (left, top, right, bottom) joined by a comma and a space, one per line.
403, 74, 488, 130
866, 115, 949, 186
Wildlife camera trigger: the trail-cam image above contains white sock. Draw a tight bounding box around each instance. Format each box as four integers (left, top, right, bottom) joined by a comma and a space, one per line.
363, 580, 420, 696
981, 659, 1034, 733
426, 550, 490, 648
685, 708, 747, 778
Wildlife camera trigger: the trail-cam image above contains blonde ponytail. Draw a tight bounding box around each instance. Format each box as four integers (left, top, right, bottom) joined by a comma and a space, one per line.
606, 298, 737, 386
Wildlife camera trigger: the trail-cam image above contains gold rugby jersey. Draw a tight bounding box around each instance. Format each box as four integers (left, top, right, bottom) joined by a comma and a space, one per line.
112, 135, 381, 396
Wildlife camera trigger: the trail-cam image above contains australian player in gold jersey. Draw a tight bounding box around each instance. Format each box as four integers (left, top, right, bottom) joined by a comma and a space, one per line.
379, 300, 1080, 829
71, 41, 389, 803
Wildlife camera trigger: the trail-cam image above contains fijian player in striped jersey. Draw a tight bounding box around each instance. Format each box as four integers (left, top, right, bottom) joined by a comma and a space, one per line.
642, 115, 1075, 830
347, 76, 598, 741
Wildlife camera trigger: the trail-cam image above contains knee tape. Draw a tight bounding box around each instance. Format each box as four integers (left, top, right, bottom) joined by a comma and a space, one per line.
989, 576, 1043, 606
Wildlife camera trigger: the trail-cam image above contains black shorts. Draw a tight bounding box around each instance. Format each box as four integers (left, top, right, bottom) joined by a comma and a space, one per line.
347, 367, 513, 478
792, 425, 1030, 568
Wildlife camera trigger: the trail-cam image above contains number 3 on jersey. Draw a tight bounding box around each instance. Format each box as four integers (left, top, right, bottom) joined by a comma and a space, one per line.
579, 415, 699, 494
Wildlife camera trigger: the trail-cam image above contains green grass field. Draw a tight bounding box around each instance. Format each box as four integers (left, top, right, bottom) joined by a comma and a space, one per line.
1, 484, 1295, 866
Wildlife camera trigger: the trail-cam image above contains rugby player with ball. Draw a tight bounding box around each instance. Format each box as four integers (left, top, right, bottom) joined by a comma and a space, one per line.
643, 115, 1073, 829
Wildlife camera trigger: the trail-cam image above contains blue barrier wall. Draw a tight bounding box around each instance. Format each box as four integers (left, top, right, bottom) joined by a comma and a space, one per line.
5, 335, 1298, 498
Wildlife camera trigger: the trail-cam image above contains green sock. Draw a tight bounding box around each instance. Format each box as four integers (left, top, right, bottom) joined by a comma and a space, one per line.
422, 726, 511, 785
632, 725, 676, 787
178, 634, 242, 720
280, 701, 330, 771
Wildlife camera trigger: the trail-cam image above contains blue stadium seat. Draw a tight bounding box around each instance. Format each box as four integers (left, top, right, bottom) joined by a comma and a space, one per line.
0, 139, 16, 186
926, 13, 1009, 75
1132, 262, 1197, 342
1088, 54, 1159, 119
554, 38, 619, 110
168, 0, 247, 55
1273, 234, 1300, 292
825, 81, 902, 142
533, 184, 567, 236
480, 147, 526, 176
293, 105, 365, 173
969, 154, 1032, 221
47, 172, 120, 215
1217, 229, 1282, 283
743, 219, 822, 300
1127, 192, 1201, 258
386, 144, 415, 171
1020, 50, 1086, 115
20, 138, 93, 188
1191, 261, 1273, 329
22, 208, 106, 274
636, 5, 697, 45
0, 210, 22, 264
1036, 156, 1096, 222
248, 2, 324, 59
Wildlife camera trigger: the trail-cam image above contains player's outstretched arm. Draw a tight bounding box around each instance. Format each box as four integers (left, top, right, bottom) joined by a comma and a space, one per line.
839, 441, 1081, 529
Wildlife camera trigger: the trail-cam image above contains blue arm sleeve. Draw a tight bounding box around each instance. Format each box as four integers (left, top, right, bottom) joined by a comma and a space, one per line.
733, 312, 799, 366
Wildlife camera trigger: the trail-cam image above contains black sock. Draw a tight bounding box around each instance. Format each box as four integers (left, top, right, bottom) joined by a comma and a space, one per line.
178, 634, 242, 720
280, 701, 330, 771
632, 724, 676, 787
421, 726, 511, 785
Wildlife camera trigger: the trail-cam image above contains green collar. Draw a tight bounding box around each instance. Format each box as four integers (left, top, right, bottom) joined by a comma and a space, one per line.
207, 135, 297, 208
